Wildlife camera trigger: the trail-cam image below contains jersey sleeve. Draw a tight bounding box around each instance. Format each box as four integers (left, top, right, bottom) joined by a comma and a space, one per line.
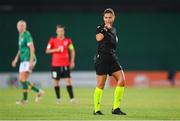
68, 38, 72, 46
68, 38, 74, 50
26, 33, 33, 46
46, 38, 54, 49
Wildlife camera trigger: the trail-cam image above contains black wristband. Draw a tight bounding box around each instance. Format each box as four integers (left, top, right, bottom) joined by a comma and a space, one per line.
99, 28, 106, 35
97, 26, 106, 35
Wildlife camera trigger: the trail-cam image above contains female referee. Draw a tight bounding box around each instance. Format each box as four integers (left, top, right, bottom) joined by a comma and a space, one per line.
93, 8, 126, 115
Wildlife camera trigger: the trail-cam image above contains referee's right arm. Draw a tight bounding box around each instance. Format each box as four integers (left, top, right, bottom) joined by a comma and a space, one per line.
96, 25, 106, 42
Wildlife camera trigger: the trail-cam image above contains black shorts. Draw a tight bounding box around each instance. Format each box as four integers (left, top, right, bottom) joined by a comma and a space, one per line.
94, 54, 122, 76
51, 66, 71, 80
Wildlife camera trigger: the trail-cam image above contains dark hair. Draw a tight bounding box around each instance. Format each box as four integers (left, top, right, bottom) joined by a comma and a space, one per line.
103, 8, 115, 16
56, 24, 65, 29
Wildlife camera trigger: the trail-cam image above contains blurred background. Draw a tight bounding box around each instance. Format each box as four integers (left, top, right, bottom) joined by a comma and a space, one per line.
0, 0, 180, 88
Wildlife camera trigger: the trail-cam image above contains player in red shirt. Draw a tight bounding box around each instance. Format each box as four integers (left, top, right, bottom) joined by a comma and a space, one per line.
46, 25, 75, 104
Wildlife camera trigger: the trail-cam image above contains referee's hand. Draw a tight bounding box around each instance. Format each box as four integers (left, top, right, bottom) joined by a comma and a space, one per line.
97, 24, 107, 35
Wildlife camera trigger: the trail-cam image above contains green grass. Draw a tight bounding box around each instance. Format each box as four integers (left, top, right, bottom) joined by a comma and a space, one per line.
0, 87, 180, 120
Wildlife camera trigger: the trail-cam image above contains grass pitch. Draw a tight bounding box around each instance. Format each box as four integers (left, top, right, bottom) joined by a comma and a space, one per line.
0, 87, 180, 120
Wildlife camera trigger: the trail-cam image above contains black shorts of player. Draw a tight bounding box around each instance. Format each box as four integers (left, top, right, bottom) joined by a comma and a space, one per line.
94, 54, 122, 76
51, 66, 71, 80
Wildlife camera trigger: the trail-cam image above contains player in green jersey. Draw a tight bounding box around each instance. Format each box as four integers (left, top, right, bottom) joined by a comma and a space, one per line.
12, 20, 44, 104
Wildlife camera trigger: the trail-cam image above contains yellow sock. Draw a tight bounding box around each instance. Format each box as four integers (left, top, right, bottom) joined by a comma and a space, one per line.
113, 86, 125, 110
94, 87, 103, 112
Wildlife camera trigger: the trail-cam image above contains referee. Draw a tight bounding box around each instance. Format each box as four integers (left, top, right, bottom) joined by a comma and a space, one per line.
93, 8, 126, 115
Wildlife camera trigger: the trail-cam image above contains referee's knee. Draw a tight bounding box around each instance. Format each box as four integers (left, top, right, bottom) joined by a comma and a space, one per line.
117, 79, 125, 86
